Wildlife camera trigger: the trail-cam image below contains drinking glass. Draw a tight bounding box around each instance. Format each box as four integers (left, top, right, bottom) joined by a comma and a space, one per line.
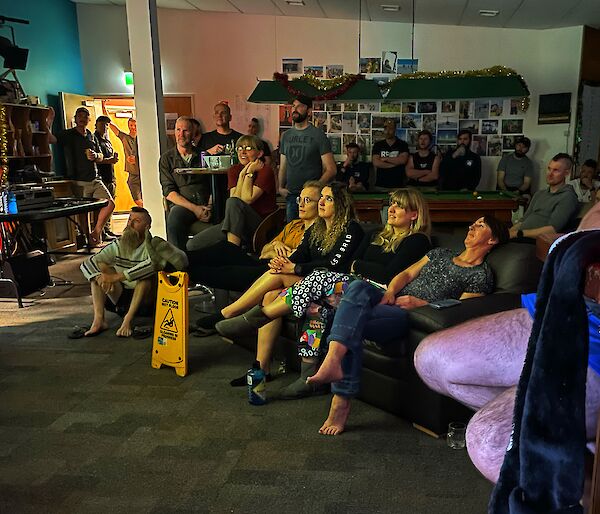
447, 422, 466, 449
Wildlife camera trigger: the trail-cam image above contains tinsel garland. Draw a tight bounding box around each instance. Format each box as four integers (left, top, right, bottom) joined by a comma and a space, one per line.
274, 65, 530, 111
274, 72, 364, 101
0, 105, 8, 187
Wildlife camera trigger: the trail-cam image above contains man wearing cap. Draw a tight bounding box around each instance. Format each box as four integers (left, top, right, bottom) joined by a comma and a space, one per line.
278, 96, 337, 221
48, 106, 115, 245
101, 104, 142, 207
95, 115, 120, 239
497, 136, 533, 195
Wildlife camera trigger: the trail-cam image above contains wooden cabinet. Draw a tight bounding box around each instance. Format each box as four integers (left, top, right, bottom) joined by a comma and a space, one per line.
3, 102, 52, 178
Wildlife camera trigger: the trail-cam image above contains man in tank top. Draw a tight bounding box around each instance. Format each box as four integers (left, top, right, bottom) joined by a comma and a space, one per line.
406, 130, 440, 187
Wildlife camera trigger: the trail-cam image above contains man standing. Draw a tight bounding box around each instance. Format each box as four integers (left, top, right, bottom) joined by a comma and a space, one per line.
95, 115, 120, 239
406, 130, 440, 187
48, 106, 115, 245
371, 118, 410, 191
279, 96, 336, 221
336, 142, 370, 192
248, 117, 273, 169
159, 116, 212, 250
509, 153, 579, 239
200, 102, 244, 156
77, 207, 187, 338
439, 130, 481, 190
497, 136, 533, 194
102, 104, 142, 207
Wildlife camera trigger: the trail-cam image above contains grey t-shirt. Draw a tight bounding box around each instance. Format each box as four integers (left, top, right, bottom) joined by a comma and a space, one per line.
117, 130, 139, 175
497, 153, 533, 189
520, 184, 579, 232
280, 124, 332, 194
399, 248, 494, 302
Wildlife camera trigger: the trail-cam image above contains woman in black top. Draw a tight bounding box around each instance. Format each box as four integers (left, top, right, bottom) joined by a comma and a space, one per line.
204, 182, 364, 329
217, 188, 432, 394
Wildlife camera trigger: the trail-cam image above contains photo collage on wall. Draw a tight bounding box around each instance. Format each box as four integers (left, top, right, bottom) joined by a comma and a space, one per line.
279, 97, 525, 160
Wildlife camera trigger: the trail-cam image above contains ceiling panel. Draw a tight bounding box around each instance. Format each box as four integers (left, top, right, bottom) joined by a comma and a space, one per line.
505, 0, 583, 29
156, 0, 196, 9
271, 0, 326, 19
365, 0, 412, 23
229, 0, 283, 16
560, 0, 600, 29
186, 0, 239, 12
459, 0, 522, 28
319, 0, 360, 20
408, 0, 468, 26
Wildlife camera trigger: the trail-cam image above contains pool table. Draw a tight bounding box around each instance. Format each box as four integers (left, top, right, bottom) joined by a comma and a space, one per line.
352, 190, 519, 224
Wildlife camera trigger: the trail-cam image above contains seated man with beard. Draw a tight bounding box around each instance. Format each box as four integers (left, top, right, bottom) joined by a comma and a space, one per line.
75, 207, 188, 338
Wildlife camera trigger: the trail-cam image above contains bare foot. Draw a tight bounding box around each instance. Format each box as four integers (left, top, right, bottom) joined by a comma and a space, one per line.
116, 319, 133, 337
319, 395, 351, 436
306, 341, 346, 385
85, 320, 108, 337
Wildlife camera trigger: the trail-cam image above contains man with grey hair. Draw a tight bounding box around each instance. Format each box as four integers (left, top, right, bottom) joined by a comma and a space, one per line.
76, 207, 188, 339
159, 116, 212, 250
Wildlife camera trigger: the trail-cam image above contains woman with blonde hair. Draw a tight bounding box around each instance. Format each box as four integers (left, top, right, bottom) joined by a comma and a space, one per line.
218, 188, 432, 397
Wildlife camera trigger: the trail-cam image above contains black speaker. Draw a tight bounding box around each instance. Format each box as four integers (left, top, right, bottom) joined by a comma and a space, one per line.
1, 250, 50, 297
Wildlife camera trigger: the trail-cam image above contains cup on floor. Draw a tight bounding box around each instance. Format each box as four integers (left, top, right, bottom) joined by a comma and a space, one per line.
447, 422, 466, 449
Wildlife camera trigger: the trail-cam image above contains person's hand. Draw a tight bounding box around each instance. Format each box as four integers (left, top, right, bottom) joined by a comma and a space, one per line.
96, 272, 119, 294
394, 295, 427, 309
349, 177, 356, 187
247, 159, 263, 174
343, 156, 352, 168
112, 152, 119, 163
194, 205, 211, 222
207, 144, 224, 155
379, 289, 396, 305
126, 155, 136, 165
268, 256, 295, 274
278, 187, 289, 198
271, 241, 292, 257
85, 149, 97, 161
581, 175, 594, 189
509, 226, 518, 239
452, 145, 466, 158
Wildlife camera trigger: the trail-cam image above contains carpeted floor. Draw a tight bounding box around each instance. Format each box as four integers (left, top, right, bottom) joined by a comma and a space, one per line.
0, 255, 493, 513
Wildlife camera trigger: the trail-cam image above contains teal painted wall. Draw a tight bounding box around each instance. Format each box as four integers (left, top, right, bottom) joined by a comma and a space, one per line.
0, 0, 85, 108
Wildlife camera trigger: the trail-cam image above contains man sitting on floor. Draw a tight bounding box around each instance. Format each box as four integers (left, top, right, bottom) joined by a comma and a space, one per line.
509, 152, 579, 239
75, 207, 188, 338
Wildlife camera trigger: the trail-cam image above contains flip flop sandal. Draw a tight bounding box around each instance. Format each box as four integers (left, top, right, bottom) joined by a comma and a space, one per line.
68, 326, 102, 339
132, 326, 153, 340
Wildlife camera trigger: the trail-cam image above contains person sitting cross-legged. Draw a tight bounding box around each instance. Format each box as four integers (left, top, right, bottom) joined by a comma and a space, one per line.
306, 215, 509, 435
75, 207, 188, 338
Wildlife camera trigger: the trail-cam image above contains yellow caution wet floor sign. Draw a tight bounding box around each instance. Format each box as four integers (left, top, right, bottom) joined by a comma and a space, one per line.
152, 271, 189, 377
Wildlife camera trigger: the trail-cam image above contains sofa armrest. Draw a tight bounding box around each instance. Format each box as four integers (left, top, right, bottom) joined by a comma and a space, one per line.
408, 293, 522, 334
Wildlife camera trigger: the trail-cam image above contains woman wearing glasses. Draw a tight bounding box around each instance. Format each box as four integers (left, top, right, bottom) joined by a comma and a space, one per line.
203, 182, 364, 374
218, 188, 432, 396
187, 135, 277, 251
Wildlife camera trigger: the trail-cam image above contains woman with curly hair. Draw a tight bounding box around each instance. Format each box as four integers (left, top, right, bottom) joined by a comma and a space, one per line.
218, 188, 432, 397
199, 182, 364, 336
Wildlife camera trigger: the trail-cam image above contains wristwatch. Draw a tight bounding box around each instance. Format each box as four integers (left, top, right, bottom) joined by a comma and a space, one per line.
517, 229, 524, 238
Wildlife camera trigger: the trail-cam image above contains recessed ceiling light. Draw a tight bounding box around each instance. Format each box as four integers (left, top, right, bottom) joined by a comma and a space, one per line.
381, 4, 400, 12
286, 0, 305, 6
479, 9, 500, 17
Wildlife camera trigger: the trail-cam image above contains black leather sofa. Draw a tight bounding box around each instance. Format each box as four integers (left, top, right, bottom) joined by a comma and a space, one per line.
214, 229, 543, 436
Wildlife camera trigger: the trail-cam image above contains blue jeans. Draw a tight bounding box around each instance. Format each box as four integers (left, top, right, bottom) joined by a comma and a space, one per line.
285, 193, 299, 222
327, 280, 410, 397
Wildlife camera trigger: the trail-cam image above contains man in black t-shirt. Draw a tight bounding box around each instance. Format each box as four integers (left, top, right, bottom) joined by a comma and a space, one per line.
95, 115, 120, 239
337, 142, 370, 192
200, 102, 244, 156
48, 107, 115, 245
439, 130, 482, 191
371, 118, 409, 190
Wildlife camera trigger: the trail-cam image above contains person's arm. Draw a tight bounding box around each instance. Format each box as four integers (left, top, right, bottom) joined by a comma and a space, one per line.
101, 104, 121, 137
278, 154, 289, 197
418, 155, 440, 183
384, 151, 409, 166
519, 175, 532, 193
405, 155, 421, 180
380, 255, 430, 305
292, 222, 364, 276
372, 154, 397, 169
46, 107, 58, 144
354, 233, 431, 284
497, 170, 507, 191
80, 241, 119, 281
320, 152, 337, 184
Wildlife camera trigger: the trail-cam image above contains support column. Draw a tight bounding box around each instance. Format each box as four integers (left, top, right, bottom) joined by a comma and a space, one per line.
126, 0, 167, 237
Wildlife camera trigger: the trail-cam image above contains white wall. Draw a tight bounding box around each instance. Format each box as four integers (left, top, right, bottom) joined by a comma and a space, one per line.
76, 5, 583, 190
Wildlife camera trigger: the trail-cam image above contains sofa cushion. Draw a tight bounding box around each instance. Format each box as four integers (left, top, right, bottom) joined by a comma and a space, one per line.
487, 242, 542, 294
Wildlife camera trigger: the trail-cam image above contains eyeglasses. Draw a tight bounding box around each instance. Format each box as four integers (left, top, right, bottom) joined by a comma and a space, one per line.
296, 196, 316, 205
237, 145, 257, 152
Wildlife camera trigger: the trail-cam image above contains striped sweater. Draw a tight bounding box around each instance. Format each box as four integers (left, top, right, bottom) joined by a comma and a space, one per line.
81, 239, 154, 289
